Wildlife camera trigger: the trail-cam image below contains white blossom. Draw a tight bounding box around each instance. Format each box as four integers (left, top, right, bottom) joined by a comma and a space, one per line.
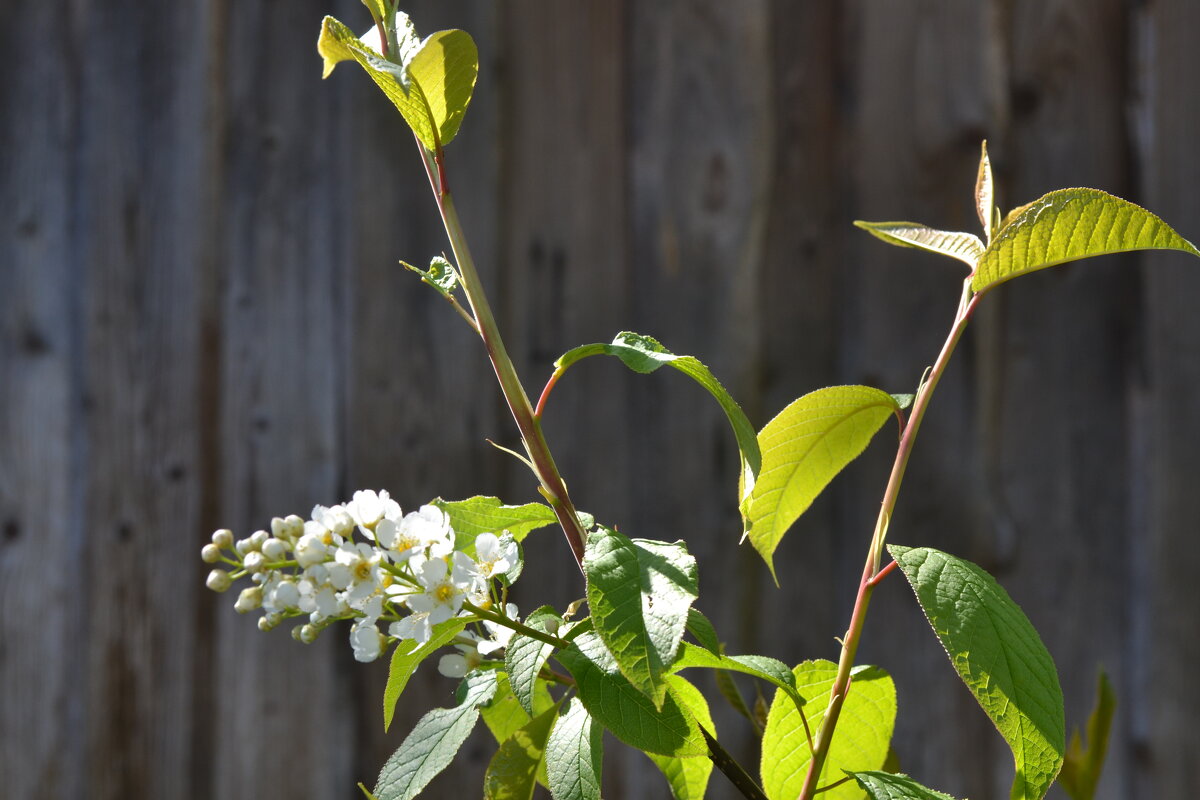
350, 621, 385, 662
470, 533, 518, 582
477, 603, 520, 656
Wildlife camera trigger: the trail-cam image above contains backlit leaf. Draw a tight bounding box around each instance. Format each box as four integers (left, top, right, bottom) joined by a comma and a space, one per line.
669, 642, 806, 714
648, 675, 715, 799
432, 496, 557, 557
851, 771, 961, 800
383, 618, 469, 732
854, 221, 984, 269
545, 699, 603, 800
483, 703, 560, 800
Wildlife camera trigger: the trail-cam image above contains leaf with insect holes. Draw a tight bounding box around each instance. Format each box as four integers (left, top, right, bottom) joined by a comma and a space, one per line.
743, 385, 900, 580
972, 188, 1200, 293
854, 221, 984, 269
319, 13, 478, 150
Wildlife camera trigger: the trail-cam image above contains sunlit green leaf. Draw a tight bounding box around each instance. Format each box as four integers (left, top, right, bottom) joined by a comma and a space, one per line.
851, 771, 962, 800
744, 386, 899, 579
545, 699, 603, 800
669, 642, 805, 714
854, 221, 984, 269
505, 606, 562, 716
432, 496, 557, 557
555, 631, 707, 758
890, 545, 1064, 800
685, 608, 722, 656
583, 528, 698, 707
760, 660, 896, 800
976, 140, 996, 242
383, 618, 468, 732
318, 14, 478, 150
374, 670, 498, 800
481, 673, 555, 745
553, 331, 760, 503
972, 188, 1200, 293
648, 675, 715, 799
484, 703, 560, 800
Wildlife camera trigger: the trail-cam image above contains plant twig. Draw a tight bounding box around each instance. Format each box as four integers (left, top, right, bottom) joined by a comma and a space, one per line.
701, 726, 770, 800
463, 601, 571, 649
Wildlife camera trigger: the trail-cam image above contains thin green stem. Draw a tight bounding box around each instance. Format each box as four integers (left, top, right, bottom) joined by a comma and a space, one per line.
462, 600, 571, 649
424, 151, 589, 569
796, 278, 980, 800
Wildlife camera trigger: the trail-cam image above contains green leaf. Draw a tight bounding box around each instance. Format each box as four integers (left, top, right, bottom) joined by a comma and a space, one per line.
555, 631, 707, 757
977, 140, 996, 243
744, 385, 899, 579
850, 771, 962, 800
583, 528, 698, 707
1059, 668, 1117, 800
760, 660, 896, 800
685, 608, 722, 656
432, 496, 558, 557
889, 545, 1064, 800
374, 670, 498, 800
648, 675, 715, 800
402, 255, 461, 296
505, 606, 563, 715
481, 673, 556, 745
669, 642, 806, 714
383, 618, 469, 732
484, 703, 560, 800
545, 699, 603, 800
853, 221, 984, 269
318, 15, 478, 150
360, 0, 389, 24
971, 188, 1200, 293
553, 331, 760, 503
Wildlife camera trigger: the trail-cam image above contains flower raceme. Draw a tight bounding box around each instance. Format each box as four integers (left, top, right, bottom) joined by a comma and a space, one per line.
202, 490, 524, 666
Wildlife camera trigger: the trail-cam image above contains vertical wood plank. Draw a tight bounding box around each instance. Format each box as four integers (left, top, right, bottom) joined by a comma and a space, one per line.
0, 2, 81, 797
71, 1, 221, 797
846, 3, 1004, 797
626, 2, 773, 795
993, 3, 1135, 798
212, 2, 355, 797
1142, 0, 1200, 795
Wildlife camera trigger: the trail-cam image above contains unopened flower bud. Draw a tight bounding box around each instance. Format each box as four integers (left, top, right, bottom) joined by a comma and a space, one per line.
244, 551, 266, 573
201, 543, 222, 563
234, 586, 263, 613
262, 538, 288, 561
258, 612, 282, 632
250, 530, 269, 549
206, 569, 233, 593
282, 515, 305, 540
270, 517, 287, 537
543, 617, 561, 635
298, 623, 320, 644
235, 537, 253, 556
211, 529, 234, 549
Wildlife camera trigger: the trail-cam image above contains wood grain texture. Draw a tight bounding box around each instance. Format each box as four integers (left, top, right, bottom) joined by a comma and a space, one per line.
3, 1, 1200, 799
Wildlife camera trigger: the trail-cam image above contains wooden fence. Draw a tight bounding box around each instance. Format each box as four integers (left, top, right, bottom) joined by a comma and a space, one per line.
3, 1, 1199, 798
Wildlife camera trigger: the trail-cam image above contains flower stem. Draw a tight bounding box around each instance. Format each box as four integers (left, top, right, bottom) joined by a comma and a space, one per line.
463, 601, 571, 649
796, 278, 980, 800
419, 143, 590, 571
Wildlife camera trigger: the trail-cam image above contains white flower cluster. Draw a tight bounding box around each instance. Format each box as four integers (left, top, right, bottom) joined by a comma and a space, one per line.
203, 490, 521, 668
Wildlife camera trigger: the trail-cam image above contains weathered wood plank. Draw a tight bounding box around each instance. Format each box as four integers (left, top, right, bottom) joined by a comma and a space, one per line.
0, 2, 81, 797
846, 3, 1004, 798
1142, 0, 1200, 796
211, 2, 354, 797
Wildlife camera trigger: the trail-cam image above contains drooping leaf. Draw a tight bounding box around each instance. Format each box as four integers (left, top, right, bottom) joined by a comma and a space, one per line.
853, 221, 984, 269
744, 386, 900, 579
669, 642, 806, 714
553, 331, 760, 502
715, 667, 759, 733
383, 618, 469, 731
483, 703, 561, 800
432, 496, 557, 557
972, 188, 1200, 293
760, 660, 896, 800
545, 699, 603, 800
889, 545, 1064, 800
583, 528, 698, 707
976, 140, 996, 242
850, 771, 962, 800
555, 631, 707, 758
685, 608, 722, 656
318, 14, 478, 150
374, 670, 498, 800
402, 255, 461, 295
648, 675, 715, 800
1059, 668, 1117, 800
505, 606, 563, 715
481, 673, 556, 745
